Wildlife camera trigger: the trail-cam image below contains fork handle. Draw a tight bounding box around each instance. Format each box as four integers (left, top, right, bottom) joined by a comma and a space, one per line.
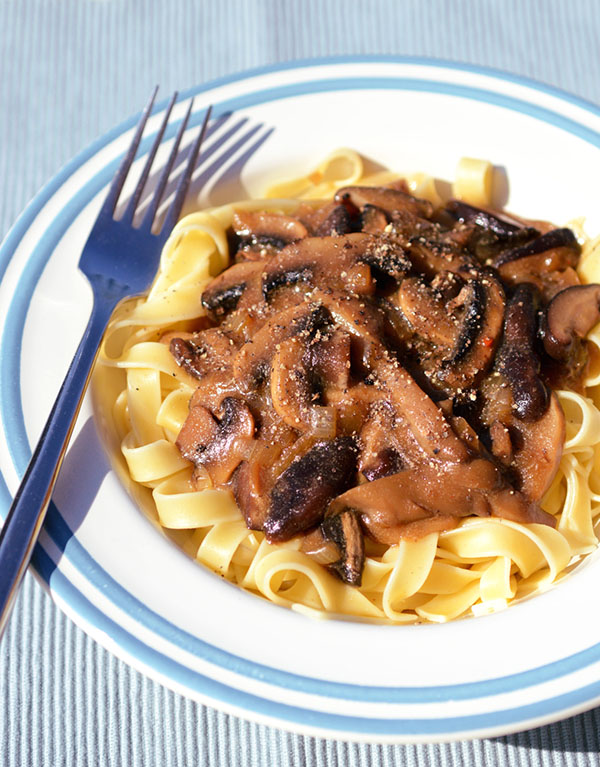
0, 299, 115, 637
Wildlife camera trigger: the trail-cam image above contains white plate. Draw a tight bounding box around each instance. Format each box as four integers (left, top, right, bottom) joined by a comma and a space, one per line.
2, 58, 600, 744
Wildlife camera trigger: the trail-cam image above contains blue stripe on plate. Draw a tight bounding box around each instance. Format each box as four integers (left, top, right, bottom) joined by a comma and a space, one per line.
24, 517, 600, 738
1, 62, 600, 735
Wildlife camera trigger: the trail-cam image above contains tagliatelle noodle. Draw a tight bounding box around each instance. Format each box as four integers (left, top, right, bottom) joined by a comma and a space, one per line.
452, 157, 494, 207
93, 150, 600, 623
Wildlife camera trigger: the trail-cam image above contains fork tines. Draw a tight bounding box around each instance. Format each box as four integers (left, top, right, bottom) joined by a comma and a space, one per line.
102, 89, 212, 235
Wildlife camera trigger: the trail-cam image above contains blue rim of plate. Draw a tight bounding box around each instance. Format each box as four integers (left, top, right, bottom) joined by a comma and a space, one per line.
2, 57, 600, 739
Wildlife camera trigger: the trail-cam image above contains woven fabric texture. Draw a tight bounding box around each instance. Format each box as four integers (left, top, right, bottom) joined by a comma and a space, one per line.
2, 1, 600, 764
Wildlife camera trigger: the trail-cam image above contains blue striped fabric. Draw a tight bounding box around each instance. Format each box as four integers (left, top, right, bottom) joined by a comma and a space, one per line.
2, 1, 600, 764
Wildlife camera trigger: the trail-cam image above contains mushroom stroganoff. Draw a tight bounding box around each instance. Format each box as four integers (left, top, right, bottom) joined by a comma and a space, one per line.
95, 152, 600, 623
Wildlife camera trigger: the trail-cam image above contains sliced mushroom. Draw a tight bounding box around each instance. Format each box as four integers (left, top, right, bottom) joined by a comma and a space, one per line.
446, 199, 539, 240
201, 260, 265, 319
233, 302, 331, 390
407, 235, 473, 277
395, 276, 459, 347
330, 457, 554, 546
309, 289, 387, 372
170, 328, 239, 380
489, 420, 513, 465
440, 270, 505, 388
320, 509, 365, 586
176, 397, 255, 486
335, 185, 433, 219
509, 391, 565, 501
261, 233, 367, 297
314, 204, 354, 236
492, 227, 579, 268
541, 284, 600, 362
368, 347, 471, 464
311, 328, 352, 392
264, 437, 358, 542
360, 235, 413, 281
496, 283, 548, 421
392, 268, 504, 393
479, 369, 564, 502
232, 209, 308, 250
360, 204, 389, 234
233, 459, 269, 531
270, 336, 313, 429
261, 233, 410, 299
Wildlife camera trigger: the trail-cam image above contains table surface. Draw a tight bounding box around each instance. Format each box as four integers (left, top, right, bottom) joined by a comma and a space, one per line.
2, 1, 600, 764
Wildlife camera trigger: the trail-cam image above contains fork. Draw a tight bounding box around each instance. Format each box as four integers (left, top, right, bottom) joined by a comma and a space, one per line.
0, 90, 212, 636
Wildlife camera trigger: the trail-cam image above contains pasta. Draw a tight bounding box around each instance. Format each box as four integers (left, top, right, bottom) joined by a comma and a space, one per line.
93, 151, 600, 624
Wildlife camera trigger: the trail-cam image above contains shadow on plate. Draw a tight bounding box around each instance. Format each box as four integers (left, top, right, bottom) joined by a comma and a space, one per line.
40, 416, 111, 569
114, 109, 275, 225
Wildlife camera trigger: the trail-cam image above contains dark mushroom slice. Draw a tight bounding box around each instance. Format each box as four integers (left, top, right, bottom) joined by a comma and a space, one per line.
319, 509, 365, 586
437, 269, 505, 391
233, 301, 331, 390
360, 235, 412, 282
495, 282, 549, 422
360, 204, 389, 234
264, 437, 358, 542
329, 457, 554, 546
445, 200, 539, 259
395, 268, 505, 392
170, 328, 239, 380
232, 209, 308, 251
176, 397, 255, 486
314, 204, 355, 236
446, 199, 539, 240
334, 185, 434, 219
497, 250, 581, 296
201, 260, 265, 319
492, 227, 579, 268
541, 284, 600, 362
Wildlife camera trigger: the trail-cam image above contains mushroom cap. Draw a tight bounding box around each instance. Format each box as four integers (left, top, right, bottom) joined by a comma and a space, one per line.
264, 437, 358, 542
542, 284, 600, 361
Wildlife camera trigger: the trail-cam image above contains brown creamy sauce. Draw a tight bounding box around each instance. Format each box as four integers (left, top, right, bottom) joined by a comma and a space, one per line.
168, 184, 600, 587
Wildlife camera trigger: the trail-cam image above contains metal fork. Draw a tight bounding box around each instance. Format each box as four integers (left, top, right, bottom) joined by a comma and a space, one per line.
0, 90, 212, 636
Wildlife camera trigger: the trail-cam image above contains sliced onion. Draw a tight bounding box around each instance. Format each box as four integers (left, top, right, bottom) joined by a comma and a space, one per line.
310, 406, 337, 439
192, 464, 213, 490
300, 528, 341, 565
272, 432, 318, 477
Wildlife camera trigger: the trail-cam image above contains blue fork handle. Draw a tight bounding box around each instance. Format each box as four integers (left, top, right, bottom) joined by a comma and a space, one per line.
0, 299, 115, 637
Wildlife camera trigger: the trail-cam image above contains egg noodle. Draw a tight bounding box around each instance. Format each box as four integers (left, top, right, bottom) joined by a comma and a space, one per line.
93, 150, 600, 623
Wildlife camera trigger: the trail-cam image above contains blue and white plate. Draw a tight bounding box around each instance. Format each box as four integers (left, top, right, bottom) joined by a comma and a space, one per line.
1, 58, 600, 743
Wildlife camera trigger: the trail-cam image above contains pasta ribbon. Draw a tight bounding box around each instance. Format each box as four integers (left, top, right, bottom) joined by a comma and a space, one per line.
252, 548, 382, 618
153, 476, 240, 529
265, 149, 363, 199
452, 157, 493, 207
122, 434, 190, 484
